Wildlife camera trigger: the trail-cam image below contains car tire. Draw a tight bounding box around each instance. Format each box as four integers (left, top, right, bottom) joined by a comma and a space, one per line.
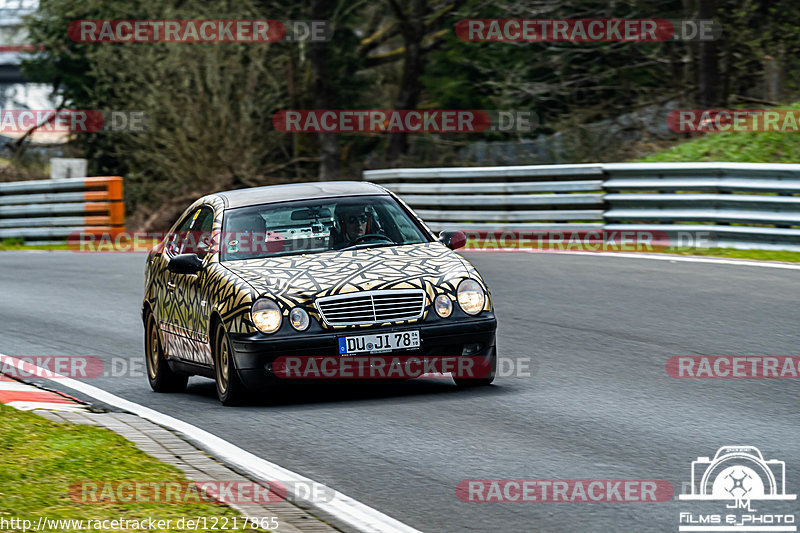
453, 346, 497, 387
145, 312, 188, 393
214, 322, 249, 406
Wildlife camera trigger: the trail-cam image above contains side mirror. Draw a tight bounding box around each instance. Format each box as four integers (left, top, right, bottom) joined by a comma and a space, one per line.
438, 230, 466, 250
168, 253, 204, 274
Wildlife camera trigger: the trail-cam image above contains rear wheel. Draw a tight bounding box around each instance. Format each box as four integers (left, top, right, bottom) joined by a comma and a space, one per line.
144, 313, 188, 392
453, 347, 497, 387
214, 322, 249, 406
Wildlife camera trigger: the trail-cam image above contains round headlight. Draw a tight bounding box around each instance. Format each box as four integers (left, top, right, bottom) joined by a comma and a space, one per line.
434, 294, 453, 318
457, 279, 485, 315
290, 307, 310, 331
252, 298, 282, 334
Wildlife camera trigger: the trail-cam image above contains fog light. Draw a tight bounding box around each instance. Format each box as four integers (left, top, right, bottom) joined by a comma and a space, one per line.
434, 294, 453, 318
290, 307, 310, 331
462, 343, 483, 355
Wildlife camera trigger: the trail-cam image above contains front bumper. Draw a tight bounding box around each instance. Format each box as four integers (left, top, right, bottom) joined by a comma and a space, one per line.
229, 315, 497, 389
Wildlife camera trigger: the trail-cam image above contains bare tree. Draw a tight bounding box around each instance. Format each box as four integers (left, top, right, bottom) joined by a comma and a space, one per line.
311, 0, 341, 179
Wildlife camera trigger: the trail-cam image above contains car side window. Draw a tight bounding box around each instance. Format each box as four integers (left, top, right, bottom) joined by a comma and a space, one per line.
192, 207, 215, 259
166, 210, 198, 257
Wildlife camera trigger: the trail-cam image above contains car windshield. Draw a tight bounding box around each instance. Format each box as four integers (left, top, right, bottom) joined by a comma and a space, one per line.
220, 195, 431, 261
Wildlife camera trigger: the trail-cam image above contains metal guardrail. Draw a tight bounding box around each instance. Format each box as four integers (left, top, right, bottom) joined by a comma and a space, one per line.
0, 177, 125, 243
603, 163, 800, 250
366, 165, 605, 233
365, 163, 800, 251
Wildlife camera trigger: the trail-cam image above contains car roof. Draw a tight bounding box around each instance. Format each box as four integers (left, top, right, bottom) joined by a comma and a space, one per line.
215, 181, 389, 209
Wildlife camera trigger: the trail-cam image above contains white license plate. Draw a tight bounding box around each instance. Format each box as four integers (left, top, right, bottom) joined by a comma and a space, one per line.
338, 331, 420, 355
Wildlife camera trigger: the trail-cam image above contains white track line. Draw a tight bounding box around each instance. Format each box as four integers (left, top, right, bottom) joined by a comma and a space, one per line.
0, 353, 421, 533
463, 249, 800, 270
0, 381, 40, 391
8, 401, 87, 412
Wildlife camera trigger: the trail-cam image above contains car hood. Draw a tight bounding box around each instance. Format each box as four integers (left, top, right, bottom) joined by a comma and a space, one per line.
221, 242, 477, 303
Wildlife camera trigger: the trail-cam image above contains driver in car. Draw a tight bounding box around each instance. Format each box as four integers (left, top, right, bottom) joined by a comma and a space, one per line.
333, 204, 373, 249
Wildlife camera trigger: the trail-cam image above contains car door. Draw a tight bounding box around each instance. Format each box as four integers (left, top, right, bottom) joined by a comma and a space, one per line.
166, 205, 215, 365
159, 209, 197, 340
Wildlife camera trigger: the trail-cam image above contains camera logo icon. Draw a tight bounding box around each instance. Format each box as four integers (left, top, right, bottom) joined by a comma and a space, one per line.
680, 446, 796, 501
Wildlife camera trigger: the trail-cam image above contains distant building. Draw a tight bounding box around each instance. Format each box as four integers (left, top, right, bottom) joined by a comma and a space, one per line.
0, 1, 64, 145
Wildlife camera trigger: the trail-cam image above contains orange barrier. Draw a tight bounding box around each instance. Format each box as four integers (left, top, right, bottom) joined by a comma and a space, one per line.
0, 176, 125, 243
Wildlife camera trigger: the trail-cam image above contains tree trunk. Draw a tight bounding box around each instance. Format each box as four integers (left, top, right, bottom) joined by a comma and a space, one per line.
697, 0, 719, 107
310, 0, 339, 179
387, 0, 426, 161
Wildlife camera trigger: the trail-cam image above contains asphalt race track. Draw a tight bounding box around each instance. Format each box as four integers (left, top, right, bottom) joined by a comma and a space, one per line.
1, 250, 798, 532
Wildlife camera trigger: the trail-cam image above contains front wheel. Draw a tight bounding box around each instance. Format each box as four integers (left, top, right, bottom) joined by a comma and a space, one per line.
214, 322, 249, 406
144, 313, 188, 393
453, 347, 497, 387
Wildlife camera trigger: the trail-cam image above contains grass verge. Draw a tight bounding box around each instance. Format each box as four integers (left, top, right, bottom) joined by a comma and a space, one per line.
656, 246, 800, 262
0, 241, 70, 251
0, 237, 159, 252
0, 404, 267, 532
464, 240, 800, 263
636, 103, 800, 163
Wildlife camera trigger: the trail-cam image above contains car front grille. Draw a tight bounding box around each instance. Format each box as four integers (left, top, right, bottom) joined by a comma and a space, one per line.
315, 289, 427, 326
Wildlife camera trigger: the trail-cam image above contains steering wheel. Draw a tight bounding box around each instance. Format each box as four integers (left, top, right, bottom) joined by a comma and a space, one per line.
350, 233, 395, 246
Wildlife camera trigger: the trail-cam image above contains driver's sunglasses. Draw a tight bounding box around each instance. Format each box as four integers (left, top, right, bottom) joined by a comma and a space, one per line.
346, 214, 368, 224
